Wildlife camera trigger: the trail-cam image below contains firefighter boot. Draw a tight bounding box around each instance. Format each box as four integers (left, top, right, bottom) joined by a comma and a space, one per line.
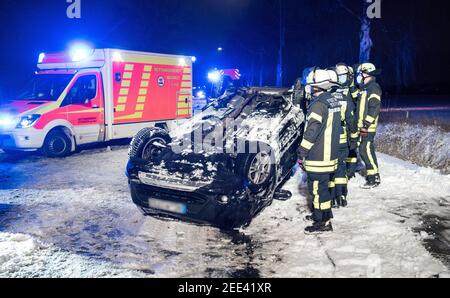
339, 195, 348, 207
305, 215, 315, 222
362, 174, 381, 189
347, 171, 356, 180
305, 221, 333, 234
332, 197, 340, 209
334, 195, 348, 208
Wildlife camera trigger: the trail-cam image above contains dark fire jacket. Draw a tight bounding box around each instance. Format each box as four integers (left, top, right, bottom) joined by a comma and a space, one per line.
333, 88, 359, 147
356, 79, 382, 133
299, 92, 343, 173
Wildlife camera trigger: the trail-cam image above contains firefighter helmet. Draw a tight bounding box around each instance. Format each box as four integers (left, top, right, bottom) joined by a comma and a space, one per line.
327, 69, 339, 85
357, 63, 381, 76
305, 68, 334, 91
335, 63, 354, 86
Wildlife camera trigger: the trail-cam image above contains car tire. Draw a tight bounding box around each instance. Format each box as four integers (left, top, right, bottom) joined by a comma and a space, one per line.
129, 127, 171, 160
42, 130, 72, 158
239, 150, 275, 194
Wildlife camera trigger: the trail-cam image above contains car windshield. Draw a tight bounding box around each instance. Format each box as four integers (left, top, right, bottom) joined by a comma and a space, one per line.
16, 74, 74, 101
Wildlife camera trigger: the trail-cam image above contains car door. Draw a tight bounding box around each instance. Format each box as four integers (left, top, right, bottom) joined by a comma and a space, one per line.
63, 72, 105, 145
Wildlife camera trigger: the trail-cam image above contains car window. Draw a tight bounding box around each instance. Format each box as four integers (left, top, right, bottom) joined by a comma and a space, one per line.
63, 75, 97, 106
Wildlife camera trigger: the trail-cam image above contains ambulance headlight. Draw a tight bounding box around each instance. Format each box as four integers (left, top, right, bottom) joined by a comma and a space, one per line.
16, 115, 40, 129
0, 115, 15, 128
208, 71, 221, 83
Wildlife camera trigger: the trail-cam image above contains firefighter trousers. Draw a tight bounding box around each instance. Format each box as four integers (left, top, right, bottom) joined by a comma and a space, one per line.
346, 149, 358, 177
307, 172, 334, 223
335, 146, 349, 199
359, 132, 380, 178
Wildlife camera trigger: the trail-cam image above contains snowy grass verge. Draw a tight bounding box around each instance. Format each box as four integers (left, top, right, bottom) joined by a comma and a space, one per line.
377, 123, 450, 174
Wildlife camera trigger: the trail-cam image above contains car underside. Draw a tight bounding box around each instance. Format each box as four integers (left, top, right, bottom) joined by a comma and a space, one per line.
126, 87, 305, 229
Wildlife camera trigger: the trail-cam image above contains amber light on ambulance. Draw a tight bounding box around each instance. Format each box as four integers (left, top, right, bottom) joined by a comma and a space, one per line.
16, 114, 41, 129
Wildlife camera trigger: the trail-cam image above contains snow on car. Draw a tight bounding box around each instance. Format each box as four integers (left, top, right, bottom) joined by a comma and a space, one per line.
126, 87, 305, 229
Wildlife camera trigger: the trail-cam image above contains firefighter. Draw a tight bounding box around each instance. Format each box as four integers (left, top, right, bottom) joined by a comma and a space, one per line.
355, 63, 382, 189
329, 66, 359, 207
345, 64, 361, 179
298, 69, 343, 233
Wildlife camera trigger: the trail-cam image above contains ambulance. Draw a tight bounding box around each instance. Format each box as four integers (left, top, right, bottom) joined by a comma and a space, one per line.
0, 47, 194, 157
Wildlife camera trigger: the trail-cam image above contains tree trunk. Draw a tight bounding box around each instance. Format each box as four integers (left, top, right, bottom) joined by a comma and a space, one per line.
276, 0, 285, 87
359, 14, 373, 63
338, 0, 375, 63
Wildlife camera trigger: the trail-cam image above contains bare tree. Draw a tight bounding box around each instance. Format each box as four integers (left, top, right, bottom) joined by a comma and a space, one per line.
359, 2, 373, 63
276, 0, 286, 87
338, 0, 374, 63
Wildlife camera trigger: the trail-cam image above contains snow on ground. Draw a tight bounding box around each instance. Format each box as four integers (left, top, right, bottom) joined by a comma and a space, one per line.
0, 232, 140, 278
0, 146, 449, 278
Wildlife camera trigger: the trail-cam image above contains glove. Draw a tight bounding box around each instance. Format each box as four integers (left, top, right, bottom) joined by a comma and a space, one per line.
349, 138, 359, 150
298, 159, 306, 172
297, 147, 308, 161
360, 127, 369, 138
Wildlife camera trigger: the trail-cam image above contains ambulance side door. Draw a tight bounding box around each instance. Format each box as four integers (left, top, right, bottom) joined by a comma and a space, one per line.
62, 72, 105, 145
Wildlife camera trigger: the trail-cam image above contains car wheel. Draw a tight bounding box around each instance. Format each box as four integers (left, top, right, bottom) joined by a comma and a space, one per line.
129, 127, 171, 160
240, 151, 275, 193
42, 130, 72, 158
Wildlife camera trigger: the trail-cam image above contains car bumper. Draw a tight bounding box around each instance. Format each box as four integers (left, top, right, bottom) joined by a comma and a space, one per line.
129, 178, 261, 229
0, 127, 46, 150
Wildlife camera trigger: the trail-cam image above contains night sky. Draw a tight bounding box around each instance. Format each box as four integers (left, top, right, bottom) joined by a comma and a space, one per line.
0, 0, 449, 102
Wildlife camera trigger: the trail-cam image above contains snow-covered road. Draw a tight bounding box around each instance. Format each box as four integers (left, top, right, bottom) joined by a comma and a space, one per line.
0, 146, 449, 278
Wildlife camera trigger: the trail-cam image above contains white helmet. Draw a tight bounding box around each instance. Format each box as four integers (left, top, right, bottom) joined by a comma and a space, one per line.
305, 69, 335, 91
327, 69, 339, 85
335, 63, 354, 86
357, 63, 381, 76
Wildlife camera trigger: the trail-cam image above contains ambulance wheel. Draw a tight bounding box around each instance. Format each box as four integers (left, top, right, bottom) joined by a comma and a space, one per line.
42, 130, 72, 158
129, 127, 171, 161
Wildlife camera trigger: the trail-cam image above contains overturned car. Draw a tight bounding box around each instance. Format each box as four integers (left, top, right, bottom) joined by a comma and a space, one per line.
126, 87, 305, 229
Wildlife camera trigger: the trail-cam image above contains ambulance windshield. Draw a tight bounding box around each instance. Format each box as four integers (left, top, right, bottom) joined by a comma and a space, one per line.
17, 74, 74, 101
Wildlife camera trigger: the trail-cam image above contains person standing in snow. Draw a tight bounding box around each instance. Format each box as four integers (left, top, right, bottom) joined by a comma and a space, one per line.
328, 65, 359, 207
298, 69, 343, 233
345, 64, 361, 179
355, 63, 382, 189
